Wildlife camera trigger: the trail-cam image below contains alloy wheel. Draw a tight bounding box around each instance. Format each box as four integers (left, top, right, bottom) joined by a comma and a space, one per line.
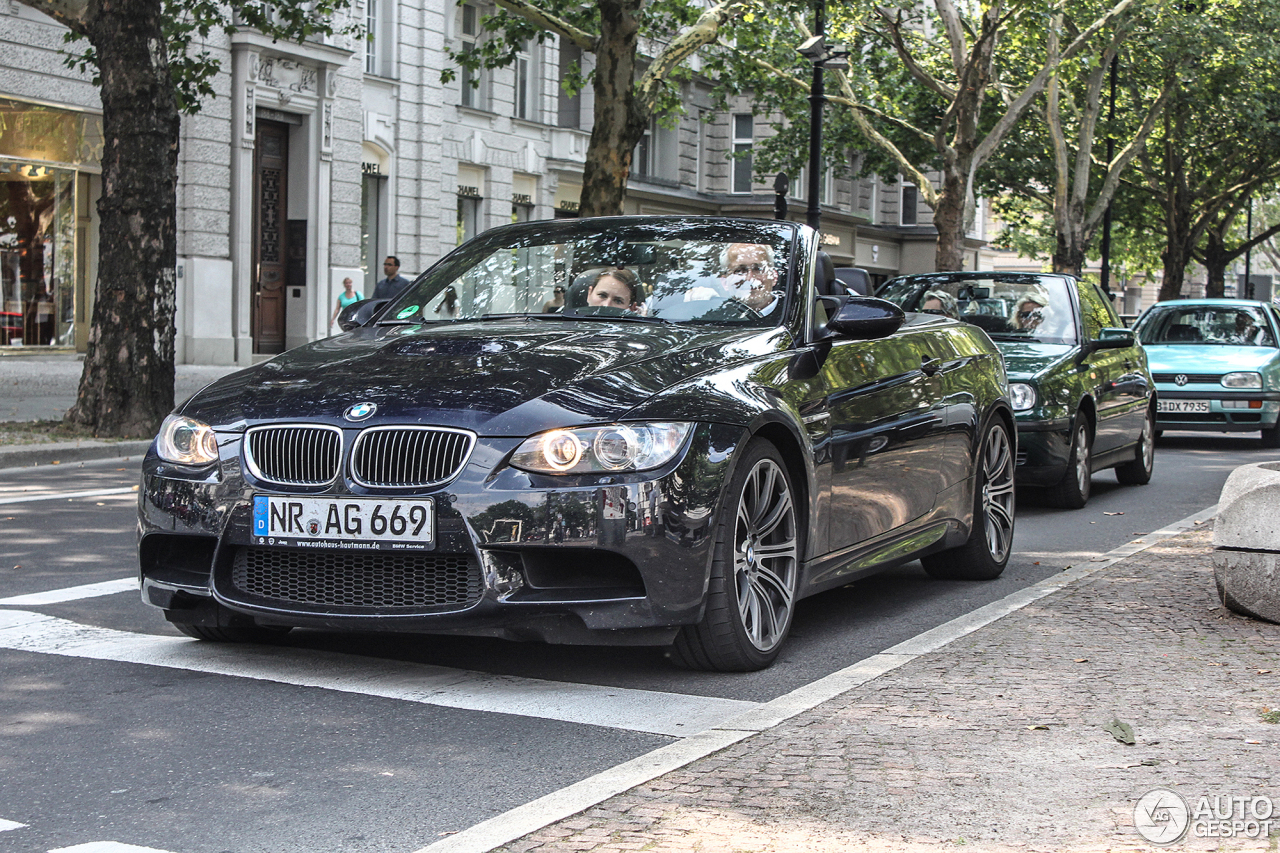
733, 458, 799, 653
1073, 423, 1091, 495
980, 425, 1016, 562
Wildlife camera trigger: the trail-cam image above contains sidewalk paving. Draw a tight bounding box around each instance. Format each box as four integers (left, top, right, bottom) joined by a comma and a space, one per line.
0, 353, 241, 468
487, 524, 1278, 853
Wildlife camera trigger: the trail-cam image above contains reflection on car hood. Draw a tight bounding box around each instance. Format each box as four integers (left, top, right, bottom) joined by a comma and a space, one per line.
1144, 345, 1280, 378
994, 341, 1075, 379
180, 319, 785, 435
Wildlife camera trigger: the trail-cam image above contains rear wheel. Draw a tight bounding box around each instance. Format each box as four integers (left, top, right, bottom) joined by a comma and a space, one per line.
1046, 418, 1092, 509
921, 419, 1015, 581
671, 440, 800, 672
1115, 405, 1156, 485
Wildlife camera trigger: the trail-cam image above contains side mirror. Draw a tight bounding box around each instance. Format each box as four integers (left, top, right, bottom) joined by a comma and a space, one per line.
826, 297, 906, 340
1094, 327, 1135, 349
337, 298, 390, 331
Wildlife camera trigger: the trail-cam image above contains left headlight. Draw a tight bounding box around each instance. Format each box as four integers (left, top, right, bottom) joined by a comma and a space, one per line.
1008, 382, 1037, 412
510, 422, 694, 475
1222, 372, 1263, 389
156, 414, 220, 466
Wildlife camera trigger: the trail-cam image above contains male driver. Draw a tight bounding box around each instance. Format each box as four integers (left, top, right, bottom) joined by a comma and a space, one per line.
722, 242, 780, 313
372, 256, 412, 300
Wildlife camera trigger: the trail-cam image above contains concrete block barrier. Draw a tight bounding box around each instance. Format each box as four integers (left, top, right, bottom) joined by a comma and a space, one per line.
1212, 460, 1280, 622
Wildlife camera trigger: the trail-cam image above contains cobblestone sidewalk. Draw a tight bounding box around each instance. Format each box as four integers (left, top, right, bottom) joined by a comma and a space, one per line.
497, 525, 1280, 853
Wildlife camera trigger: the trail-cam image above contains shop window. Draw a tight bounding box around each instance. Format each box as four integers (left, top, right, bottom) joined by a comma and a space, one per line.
457, 195, 482, 244
0, 163, 77, 346
361, 171, 386, 292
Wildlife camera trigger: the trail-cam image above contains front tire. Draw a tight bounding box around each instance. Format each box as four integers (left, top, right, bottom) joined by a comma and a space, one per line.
671, 440, 800, 672
1046, 418, 1092, 509
1261, 420, 1280, 448
1115, 405, 1156, 485
921, 419, 1015, 581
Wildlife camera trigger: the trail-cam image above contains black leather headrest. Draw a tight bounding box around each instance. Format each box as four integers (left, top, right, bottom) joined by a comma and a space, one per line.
816, 252, 840, 297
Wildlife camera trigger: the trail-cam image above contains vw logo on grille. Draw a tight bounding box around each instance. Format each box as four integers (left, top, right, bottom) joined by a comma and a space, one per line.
1174, 374, 1189, 386
344, 402, 378, 421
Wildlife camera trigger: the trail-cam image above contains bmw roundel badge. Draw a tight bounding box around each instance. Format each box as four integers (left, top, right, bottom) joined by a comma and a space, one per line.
344, 402, 377, 421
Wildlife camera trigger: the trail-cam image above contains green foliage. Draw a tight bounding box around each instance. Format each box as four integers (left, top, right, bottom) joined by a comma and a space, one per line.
701, 2, 931, 185
61, 0, 359, 114
443, 0, 740, 124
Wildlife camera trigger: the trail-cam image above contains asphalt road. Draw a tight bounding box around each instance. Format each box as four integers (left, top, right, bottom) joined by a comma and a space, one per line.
0, 431, 1268, 853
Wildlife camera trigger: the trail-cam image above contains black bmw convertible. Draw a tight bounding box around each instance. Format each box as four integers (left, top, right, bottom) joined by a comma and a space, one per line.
139, 216, 1016, 671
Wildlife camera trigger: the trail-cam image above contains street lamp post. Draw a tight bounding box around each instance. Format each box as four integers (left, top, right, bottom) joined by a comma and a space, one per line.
806, 1, 825, 231
797, 0, 848, 233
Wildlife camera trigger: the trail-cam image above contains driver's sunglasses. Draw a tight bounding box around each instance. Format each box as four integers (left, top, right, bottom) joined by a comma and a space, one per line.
729, 263, 772, 276
1018, 310, 1039, 319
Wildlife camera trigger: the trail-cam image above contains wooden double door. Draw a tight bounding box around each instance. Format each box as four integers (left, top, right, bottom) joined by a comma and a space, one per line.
253, 120, 290, 354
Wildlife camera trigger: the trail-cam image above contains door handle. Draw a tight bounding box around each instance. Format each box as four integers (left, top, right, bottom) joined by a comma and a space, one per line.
921, 356, 942, 376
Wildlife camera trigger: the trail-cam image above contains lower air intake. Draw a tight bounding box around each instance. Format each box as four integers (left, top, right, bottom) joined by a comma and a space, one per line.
231, 547, 482, 611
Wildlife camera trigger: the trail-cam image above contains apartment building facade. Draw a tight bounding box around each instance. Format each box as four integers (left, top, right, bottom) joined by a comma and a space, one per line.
0, 0, 983, 364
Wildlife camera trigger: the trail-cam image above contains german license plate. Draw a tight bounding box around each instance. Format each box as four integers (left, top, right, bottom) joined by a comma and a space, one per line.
1158, 400, 1210, 414
252, 495, 434, 550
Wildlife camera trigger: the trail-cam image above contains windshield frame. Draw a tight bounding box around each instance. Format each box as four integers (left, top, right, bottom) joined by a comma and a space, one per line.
375, 217, 803, 331
878, 272, 1081, 346
1134, 302, 1279, 348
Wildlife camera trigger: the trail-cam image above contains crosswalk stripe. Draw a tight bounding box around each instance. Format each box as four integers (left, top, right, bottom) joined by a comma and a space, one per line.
0, 818, 26, 832
0, 610, 756, 737
49, 843, 176, 852
0, 487, 137, 506
0, 577, 138, 606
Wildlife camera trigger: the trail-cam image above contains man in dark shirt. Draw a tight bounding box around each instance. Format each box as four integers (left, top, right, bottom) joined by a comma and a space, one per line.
372, 256, 411, 300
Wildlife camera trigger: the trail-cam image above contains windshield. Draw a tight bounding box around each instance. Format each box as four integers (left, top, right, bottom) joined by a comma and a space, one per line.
1136, 305, 1276, 347
379, 218, 797, 328
879, 273, 1079, 345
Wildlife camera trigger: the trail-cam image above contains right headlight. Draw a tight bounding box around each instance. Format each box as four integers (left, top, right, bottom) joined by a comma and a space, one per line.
1008, 382, 1037, 412
1222, 372, 1263, 389
156, 414, 220, 466
510, 423, 693, 475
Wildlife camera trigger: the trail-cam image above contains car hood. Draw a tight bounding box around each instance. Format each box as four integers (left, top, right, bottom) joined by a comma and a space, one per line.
994, 341, 1076, 380
1144, 344, 1278, 376
180, 319, 786, 436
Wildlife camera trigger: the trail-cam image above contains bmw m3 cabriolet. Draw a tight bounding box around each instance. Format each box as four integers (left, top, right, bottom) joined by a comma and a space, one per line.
139, 216, 1016, 670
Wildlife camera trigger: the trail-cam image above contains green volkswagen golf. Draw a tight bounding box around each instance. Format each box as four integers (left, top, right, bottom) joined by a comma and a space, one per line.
879, 272, 1156, 508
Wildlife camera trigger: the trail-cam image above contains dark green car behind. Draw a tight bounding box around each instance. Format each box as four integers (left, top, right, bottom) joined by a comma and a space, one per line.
879, 272, 1156, 508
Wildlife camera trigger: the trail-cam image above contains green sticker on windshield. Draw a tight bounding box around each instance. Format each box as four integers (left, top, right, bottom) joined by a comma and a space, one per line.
396, 305, 420, 320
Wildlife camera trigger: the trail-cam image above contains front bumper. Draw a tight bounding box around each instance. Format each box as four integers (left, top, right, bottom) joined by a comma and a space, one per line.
1154, 388, 1280, 433
138, 422, 743, 645
1011, 414, 1073, 487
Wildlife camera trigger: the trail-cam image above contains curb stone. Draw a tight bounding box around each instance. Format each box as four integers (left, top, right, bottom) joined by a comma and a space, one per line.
0, 440, 152, 471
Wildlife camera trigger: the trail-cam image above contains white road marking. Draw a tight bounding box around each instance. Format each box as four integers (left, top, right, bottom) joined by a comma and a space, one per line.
0, 577, 138, 606
0, 487, 137, 506
49, 843, 176, 853
0, 818, 26, 832
413, 505, 1220, 853
0, 610, 755, 737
